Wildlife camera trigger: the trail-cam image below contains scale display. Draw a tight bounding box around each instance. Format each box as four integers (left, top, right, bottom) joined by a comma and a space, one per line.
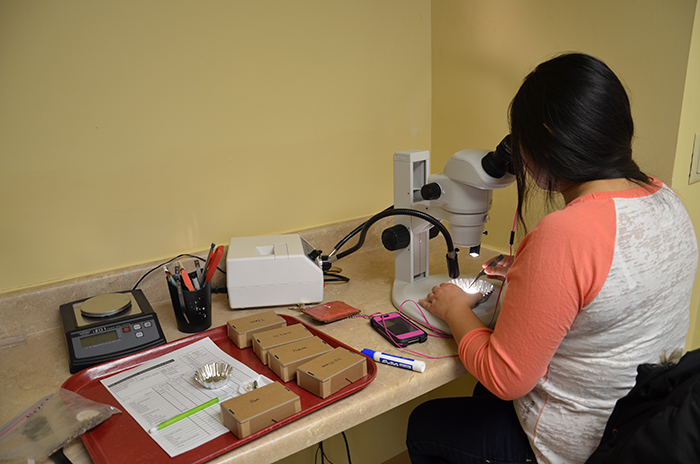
60, 289, 167, 373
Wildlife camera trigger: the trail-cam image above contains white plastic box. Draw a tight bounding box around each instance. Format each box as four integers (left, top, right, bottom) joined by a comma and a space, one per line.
226, 234, 323, 309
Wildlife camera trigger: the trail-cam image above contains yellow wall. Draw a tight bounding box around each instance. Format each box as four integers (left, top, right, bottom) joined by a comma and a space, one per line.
0, 0, 431, 293
3, 1, 696, 327
432, 0, 696, 246
432, 0, 700, 350
672, 3, 700, 350
1, 2, 698, 463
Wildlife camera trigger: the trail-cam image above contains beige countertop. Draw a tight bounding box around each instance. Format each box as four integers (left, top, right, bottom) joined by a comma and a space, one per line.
0, 218, 498, 464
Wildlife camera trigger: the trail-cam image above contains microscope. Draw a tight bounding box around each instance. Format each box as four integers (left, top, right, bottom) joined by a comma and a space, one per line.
385, 136, 515, 333
320, 136, 514, 334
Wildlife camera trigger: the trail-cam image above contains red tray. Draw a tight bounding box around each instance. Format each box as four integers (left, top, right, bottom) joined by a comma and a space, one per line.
62, 315, 376, 464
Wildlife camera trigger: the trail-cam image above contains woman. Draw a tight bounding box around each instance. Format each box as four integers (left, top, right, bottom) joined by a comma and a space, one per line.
406, 53, 698, 464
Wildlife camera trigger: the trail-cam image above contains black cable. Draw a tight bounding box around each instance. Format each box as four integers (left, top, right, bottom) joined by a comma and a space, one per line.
317, 440, 335, 464
131, 253, 226, 291
341, 431, 352, 464
315, 432, 352, 464
329, 205, 394, 258
334, 208, 455, 260
322, 207, 460, 279
324, 272, 350, 283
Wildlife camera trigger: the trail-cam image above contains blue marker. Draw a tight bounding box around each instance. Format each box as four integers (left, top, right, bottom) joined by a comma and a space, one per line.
361, 349, 426, 373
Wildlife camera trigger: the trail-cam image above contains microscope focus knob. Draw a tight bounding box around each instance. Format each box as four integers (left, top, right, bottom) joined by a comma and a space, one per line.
421, 182, 442, 200
382, 225, 411, 251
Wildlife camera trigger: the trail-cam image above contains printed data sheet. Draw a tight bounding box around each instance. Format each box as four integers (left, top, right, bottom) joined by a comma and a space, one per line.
100, 337, 271, 457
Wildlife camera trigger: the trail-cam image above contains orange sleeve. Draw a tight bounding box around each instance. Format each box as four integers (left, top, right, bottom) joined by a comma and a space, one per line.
459, 197, 616, 400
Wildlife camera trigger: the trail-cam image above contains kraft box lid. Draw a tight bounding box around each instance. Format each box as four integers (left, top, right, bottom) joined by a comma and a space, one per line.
252, 323, 313, 365
226, 310, 286, 348
296, 347, 368, 399
220, 382, 301, 439
267, 336, 333, 382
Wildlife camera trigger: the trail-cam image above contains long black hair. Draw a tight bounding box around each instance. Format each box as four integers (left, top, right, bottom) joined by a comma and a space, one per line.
509, 53, 650, 228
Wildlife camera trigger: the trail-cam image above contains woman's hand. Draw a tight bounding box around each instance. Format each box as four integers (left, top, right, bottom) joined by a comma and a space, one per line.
482, 254, 514, 281
419, 283, 488, 341
419, 282, 483, 322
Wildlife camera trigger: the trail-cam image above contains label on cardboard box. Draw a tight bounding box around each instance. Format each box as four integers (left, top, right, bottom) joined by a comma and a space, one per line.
296, 347, 367, 398
226, 310, 286, 348
220, 382, 301, 439
267, 336, 333, 382
252, 323, 313, 365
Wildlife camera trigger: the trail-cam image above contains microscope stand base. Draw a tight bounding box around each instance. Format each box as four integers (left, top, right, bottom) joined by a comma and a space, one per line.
392, 276, 501, 336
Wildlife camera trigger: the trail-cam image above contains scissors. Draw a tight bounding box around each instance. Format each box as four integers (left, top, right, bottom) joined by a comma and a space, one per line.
466, 254, 504, 290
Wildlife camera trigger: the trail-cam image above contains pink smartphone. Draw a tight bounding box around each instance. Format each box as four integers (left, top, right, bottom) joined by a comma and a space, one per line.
370, 312, 428, 347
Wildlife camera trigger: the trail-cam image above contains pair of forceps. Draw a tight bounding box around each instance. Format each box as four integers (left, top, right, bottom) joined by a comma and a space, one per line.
466, 254, 505, 290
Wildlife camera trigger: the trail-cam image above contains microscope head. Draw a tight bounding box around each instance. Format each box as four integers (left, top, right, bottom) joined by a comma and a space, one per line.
441, 135, 514, 193
421, 136, 515, 254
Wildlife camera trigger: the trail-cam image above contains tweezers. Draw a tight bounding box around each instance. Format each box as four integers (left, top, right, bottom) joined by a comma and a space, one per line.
466, 254, 504, 290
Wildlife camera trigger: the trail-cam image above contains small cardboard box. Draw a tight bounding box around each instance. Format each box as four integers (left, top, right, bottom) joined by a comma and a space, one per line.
296, 347, 368, 398
227, 310, 286, 348
252, 323, 313, 365
220, 382, 301, 439
267, 336, 334, 382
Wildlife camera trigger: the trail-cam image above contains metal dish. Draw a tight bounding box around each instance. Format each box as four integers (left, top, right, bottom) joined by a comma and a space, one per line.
194, 362, 233, 389
448, 277, 495, 305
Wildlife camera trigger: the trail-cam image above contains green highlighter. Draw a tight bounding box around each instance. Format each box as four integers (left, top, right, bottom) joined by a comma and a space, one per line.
148, 397, 220, 434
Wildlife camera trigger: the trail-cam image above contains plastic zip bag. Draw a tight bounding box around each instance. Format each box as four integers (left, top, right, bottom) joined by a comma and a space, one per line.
0, 389, 120, 463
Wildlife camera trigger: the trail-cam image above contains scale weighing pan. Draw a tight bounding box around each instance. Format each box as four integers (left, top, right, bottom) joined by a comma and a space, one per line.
60, 289, 167, 373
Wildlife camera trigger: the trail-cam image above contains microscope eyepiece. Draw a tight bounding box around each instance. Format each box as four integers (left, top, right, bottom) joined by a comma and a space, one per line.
481, 135, 514, 178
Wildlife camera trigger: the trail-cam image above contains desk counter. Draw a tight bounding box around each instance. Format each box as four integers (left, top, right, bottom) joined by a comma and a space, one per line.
0, 219, 497, 463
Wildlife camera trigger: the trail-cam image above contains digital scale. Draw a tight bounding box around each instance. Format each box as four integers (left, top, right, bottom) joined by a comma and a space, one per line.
60, 289, 167, 373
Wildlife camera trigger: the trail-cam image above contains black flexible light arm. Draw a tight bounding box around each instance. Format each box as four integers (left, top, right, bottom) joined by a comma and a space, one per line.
323, 208, 460, 278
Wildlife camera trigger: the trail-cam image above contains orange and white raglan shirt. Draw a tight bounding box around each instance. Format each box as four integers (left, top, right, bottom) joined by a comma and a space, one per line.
459, 178, 698, 464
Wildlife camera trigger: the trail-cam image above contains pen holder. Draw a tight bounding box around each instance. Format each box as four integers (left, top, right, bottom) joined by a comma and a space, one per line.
167, 272, 212, 333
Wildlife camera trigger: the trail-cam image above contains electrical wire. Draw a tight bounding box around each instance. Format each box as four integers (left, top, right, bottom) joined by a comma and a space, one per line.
131, 253, 226, 291
357, 304, 458, 361
323, 205, 460, 283
510, 208, 519, 257
328, 206, 394, 259
323, 270, 350, 283
315, 431, 352, 464
330, 207, 456, 262
483, 208, 519, 327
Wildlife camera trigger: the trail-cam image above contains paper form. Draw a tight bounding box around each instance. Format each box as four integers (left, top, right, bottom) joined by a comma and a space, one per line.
100, 337, 271, 457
